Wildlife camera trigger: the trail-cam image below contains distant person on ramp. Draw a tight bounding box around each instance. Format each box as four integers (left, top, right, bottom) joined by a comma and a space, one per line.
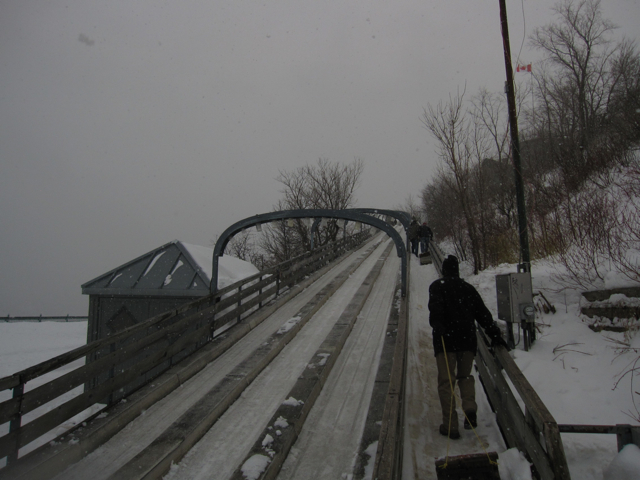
428, 255, 509, 439
419, 222, 432, 254
408, 218, 420, 257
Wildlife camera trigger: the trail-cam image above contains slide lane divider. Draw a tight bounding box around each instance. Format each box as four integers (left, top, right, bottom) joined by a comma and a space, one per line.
230, 243, 394, 480
352, 265, 404, 479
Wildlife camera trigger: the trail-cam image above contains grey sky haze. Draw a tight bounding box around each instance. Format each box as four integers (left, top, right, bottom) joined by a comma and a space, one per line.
1, 0, 638, 315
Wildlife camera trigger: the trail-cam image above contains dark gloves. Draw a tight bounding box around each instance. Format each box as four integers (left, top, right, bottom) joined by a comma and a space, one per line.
491, 336, 511, 352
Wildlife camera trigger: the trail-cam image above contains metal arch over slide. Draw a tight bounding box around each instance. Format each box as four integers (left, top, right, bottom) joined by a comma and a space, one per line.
348, 208, 412, 229
308, 208, 412, 252
347, 208, 413, 251
211, 209, 408, 296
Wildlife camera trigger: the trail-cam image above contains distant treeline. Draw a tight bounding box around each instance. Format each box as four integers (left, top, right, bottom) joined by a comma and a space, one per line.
1, 315, 88, 323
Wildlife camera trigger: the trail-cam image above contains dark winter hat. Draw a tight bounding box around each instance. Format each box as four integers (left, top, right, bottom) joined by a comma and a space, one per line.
442, 255, 459, 277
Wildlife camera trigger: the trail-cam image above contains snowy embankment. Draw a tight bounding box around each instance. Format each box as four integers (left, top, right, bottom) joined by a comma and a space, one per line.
460, 257, 640, 479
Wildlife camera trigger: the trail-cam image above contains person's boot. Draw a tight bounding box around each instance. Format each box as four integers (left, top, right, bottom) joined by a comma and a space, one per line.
439, 424, 461, 439
464, 411, 477, 430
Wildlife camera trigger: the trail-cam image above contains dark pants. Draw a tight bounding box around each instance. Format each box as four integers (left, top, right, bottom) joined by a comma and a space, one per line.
435, 351, 477, 432
411, 238, 419, 256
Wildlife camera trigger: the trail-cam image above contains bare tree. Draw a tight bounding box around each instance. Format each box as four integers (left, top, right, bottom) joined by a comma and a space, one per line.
418, 1, 640, 279
421, 91, 486, 273
421, 172, 470, 261
257, 201, 298, 267
530, 0, 638, 185
470, 89, 510, 165
396, 194, 423, 221
258, 158, 365, 263
421, 86, 533, 268
225, 230, 251, 259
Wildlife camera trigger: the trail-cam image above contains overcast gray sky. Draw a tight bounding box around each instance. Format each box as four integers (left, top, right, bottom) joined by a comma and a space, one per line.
1, 0, 638, 316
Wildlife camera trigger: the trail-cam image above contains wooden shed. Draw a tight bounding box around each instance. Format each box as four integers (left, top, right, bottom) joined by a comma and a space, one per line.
81, 240, 257, 344
81, 240, 257, 400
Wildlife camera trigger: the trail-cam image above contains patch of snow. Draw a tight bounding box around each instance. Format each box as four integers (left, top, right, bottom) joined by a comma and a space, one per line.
497, 448, 532, 480
274, 416, 288, 429
241, 454, 270, 480
603, 444, 640, 480
143, 251, 165, 276
282, 397, 304, 407
277, 316, 302, 335
171, 260, 184, 274
180, 241, 259, 287
317, 353, 330, 366
587, 293, 640, 307
362, 441, 378, 480
262, 434, 274, 447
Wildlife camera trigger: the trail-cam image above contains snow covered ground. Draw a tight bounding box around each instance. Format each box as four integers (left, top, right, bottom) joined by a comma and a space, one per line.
2, 250, 640, 479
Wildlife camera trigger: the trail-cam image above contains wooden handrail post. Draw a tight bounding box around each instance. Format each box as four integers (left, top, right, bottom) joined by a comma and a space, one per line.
8, 381, 24, 464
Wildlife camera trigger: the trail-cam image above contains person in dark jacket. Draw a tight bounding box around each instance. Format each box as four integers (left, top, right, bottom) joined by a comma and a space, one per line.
419, 223, 433, 253
407, 219, 420, 257
428, 255, 509, 439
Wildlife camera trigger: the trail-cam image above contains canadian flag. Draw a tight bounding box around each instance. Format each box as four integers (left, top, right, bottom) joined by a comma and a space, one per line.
516, 64, 532, 72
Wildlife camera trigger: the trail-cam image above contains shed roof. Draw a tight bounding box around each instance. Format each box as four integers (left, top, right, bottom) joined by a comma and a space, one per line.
81, 240, 258, 297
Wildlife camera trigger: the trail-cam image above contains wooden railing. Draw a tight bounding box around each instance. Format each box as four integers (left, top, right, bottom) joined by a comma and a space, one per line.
428, 240, 445, 275
475, 330, 571, 480
0, 232, 370, 467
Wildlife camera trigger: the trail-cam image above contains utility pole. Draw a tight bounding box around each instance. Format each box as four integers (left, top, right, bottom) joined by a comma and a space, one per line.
498, 0, 535, 349
498, 0, 530, 273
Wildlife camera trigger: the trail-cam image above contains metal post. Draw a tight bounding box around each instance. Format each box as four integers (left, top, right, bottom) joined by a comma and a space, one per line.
211, 254, 220, 299
499, 0, 536, 350
498, 0, 531, 272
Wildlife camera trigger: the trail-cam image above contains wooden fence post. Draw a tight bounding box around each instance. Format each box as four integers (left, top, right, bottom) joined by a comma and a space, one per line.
8, 381, 24, 464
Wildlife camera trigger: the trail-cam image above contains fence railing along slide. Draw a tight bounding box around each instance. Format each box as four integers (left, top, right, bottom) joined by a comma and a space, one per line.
0, 232, 370, 471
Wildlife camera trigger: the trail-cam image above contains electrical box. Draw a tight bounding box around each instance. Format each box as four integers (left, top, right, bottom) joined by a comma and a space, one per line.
496, 272, 535, 323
